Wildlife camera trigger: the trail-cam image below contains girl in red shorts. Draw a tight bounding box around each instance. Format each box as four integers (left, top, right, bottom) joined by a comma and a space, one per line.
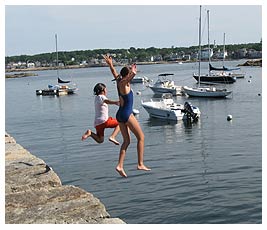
81, 83, 120, 145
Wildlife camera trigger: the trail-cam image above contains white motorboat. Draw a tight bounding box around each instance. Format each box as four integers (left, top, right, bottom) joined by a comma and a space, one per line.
141, 94, 200, 122
131, 76, 151, 84
149, 73, 184, 96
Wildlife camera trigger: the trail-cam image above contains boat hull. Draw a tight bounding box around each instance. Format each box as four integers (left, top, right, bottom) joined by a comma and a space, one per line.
183, 86, 232, 98
229, 73, 245, 79
131, 76, 150, 83
149, 86, 184, 96
149, 86, 176, 95
193, 74, 236, 84
131, 79, 144, 83
141, 100, 200, 121
142, 103, 183, 121
36, 88, 76, 96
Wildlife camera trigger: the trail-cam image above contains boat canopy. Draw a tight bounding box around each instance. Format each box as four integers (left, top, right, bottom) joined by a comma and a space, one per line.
58, 77, 71, 84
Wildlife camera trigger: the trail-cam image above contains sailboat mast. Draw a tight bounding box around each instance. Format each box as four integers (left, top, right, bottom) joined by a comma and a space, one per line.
223, 32, 226, 67
55, 34, 59, 78
207, 10, 210, 76
198, 5, 202, 87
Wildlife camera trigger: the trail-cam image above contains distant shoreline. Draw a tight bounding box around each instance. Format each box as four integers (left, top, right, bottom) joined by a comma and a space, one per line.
5, 72, 38, 78
4, 61, 178, 73
5, 59, 262, 77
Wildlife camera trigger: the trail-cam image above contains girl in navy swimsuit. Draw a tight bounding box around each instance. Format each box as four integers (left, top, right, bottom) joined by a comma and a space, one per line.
103, 54, 151, 177
116, 89, 133, 123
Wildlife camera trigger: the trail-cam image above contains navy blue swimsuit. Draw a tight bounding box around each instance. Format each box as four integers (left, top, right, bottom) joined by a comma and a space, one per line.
116, 90, 133, 123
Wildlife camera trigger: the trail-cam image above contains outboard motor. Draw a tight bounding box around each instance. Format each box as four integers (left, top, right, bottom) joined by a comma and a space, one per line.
183, 101, 199, 122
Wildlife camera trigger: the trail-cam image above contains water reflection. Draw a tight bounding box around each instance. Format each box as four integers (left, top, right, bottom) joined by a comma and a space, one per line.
143, 117, 202, 145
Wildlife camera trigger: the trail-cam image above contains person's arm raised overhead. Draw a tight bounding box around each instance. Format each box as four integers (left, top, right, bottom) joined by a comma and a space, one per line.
120, 63, 137, 84
103, 54, 119, 79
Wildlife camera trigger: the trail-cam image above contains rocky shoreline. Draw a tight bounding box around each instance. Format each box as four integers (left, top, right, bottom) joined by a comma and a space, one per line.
5, 72, 38, 78
5, 133, 125, 224
237, 58, 262, 67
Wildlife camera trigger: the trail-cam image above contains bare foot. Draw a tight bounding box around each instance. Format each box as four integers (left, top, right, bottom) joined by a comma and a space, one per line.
137, 164, 151, 171
116, 166, 127, 178
109, 137, 120, 145
81, 130, 91, 141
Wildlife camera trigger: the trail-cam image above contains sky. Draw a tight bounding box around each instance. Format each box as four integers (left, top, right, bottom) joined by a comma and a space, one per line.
3, 1, 263, 57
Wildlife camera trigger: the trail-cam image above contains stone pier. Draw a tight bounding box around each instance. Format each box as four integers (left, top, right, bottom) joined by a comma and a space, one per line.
5, 133, 125, 224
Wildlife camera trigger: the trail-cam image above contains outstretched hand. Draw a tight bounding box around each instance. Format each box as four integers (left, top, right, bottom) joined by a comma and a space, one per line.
102, 54, 113, 66
131, 63, 137, 75
102, 54, 118, 78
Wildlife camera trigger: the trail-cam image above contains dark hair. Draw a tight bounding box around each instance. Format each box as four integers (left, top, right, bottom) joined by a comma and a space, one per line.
120, 66, 130, 78
93, 83, 106, 95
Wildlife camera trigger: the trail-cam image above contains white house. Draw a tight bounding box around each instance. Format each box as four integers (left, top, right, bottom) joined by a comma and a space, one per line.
201, 48, 213, 60
27, 62, 35, 68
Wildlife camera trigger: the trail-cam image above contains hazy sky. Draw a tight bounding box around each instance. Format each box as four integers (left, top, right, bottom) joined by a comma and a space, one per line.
4, 3, 262, 56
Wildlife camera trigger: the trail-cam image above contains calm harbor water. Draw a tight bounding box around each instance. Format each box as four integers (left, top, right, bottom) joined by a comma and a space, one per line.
5, 60, 262, 224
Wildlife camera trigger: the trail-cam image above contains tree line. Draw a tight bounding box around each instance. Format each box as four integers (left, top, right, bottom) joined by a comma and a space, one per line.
5, 42, 262, 65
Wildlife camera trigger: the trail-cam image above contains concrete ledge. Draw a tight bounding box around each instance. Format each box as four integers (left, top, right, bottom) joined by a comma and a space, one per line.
5, 133, 125, 224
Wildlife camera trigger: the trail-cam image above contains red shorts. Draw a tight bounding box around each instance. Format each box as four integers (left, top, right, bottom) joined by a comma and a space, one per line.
95, 117, 119, 137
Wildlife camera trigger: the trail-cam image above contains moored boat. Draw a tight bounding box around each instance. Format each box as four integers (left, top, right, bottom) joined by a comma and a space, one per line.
184, 6, 232, 98
183, 85, 232, 98
36, 79, 77, 96
149, 73, 184, 96
131, 76, 151, 84
141, 94, 200, 122
193, 72, 236, 84
36, 34, 77, 96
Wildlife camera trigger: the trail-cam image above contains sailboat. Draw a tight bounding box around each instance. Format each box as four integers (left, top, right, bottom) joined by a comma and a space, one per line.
208, 33, 245, 79
36, 34, 77, 96
183, 6, 232, 98
192, 9, 236, 85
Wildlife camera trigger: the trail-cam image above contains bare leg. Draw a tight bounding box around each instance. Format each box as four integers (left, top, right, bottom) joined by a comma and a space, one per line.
81, 129, 104, 143
127, 115, 151, 171
115, 123, 130, 177
109, 125, 120, 145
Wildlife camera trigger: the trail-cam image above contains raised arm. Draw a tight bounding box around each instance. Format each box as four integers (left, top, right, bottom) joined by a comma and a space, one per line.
120, 63, 137, 84
103, 54, 119, 79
